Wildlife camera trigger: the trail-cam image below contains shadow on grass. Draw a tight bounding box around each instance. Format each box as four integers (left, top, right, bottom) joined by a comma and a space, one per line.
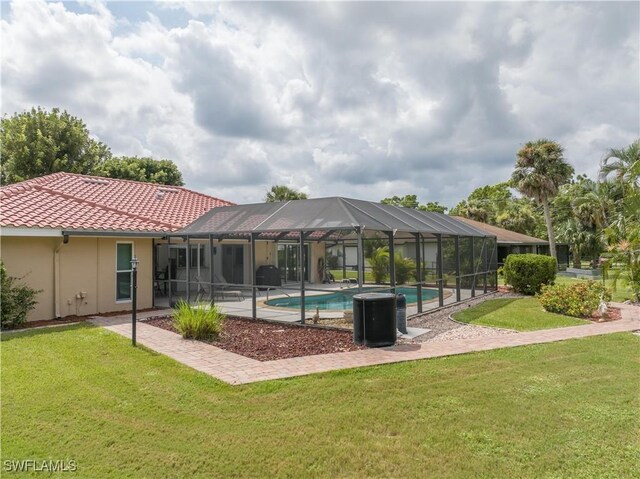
455, 297, 521, 323
0, 322, 97, 342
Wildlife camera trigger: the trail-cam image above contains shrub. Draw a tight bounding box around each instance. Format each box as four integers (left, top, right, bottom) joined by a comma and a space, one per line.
394, 254, 416, 285
172, 300, 225, 340
503, 254, 556, 295
538, 281, 611, 318
1, 261, 40, 329
369, 247, 390, 284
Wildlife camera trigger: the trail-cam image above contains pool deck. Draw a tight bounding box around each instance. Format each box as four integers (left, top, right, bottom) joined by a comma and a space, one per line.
156, 282, 470, 323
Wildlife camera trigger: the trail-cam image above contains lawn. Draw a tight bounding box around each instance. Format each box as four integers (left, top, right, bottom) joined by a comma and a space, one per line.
329, 269, 374, 282
2, 325, 639, 478
453, 297, 589, 331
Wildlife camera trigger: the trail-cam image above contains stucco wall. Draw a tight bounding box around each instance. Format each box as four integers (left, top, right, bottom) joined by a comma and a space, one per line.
0, 236, 57, 321
1, 235, 153, 321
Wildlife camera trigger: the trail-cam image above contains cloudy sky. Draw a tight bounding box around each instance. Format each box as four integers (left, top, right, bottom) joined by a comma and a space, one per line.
1, 1, 638, 207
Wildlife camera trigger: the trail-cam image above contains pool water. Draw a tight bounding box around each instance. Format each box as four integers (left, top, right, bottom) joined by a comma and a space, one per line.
264, 286, 438, 311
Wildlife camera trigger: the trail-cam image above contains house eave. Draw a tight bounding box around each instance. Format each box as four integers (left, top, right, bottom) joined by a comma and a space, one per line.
0, 227, 63, 237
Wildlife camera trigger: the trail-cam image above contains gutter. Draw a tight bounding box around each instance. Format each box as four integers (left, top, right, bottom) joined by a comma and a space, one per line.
54, 237, 66, 319
62, 229, 167, 238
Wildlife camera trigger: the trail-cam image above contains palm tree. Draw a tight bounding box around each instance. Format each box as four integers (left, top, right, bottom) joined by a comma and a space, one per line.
556, 218, 593, 268
572, 181, 615, 230
600, 139, 640, 191
368, 246, 390, 284
264, 185, 308, 202
511, 139, 574, 263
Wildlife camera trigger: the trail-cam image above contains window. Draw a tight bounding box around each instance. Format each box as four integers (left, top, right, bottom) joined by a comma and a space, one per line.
116, 243, 133, 301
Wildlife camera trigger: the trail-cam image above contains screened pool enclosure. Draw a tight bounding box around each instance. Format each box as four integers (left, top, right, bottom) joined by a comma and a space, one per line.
156, 197, 498, 323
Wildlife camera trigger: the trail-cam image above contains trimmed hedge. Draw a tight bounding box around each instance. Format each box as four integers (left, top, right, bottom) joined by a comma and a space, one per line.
503, 254, 556, 295
539, 281, 611, 318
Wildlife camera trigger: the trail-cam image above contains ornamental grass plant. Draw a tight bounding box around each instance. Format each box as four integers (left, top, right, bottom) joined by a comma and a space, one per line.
172, 300, 225, 340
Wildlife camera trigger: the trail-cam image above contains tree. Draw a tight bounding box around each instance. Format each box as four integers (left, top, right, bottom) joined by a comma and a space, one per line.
368, 246, 390, 284
95, 156, 184, 186
449, 199, 493, 223
552, 176, 612, 266
380, 194, 448, 213
600, 139, 640, 191
511, 139, 574, 263
419, 201, 448, 214
1, 107, 111, 184
381, 194, 420, 209
450, 183, 516, 225
265, 185, 308, 202
467, 183, 512, 210
495, 201, 542, 238
556, 218, 599, 268
599, 140, 640, 300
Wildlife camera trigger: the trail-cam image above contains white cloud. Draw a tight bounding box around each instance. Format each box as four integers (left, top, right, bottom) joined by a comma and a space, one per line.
1, 0, 638, 207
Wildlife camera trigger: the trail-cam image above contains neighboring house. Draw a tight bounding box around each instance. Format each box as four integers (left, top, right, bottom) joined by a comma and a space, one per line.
0, 173, 233, 321
453, 216, 569, 268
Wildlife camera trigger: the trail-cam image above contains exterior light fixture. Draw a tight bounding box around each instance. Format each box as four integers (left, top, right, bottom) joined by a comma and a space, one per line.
131, 256, 139, 346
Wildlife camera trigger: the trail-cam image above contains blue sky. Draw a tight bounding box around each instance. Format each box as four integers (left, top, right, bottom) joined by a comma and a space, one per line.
2, 1, 638, 206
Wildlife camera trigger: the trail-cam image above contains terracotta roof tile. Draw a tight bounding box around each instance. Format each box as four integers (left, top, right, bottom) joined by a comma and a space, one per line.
1, 172, 234, 232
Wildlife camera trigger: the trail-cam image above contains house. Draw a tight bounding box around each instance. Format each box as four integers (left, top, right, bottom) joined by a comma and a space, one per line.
452, 216, 569, 268
1, 174, 500, 323
0, 173, 233, 321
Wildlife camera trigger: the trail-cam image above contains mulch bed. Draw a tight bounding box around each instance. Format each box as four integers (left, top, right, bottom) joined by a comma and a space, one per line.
144, 316, 365, 361
591, 306, 622, 322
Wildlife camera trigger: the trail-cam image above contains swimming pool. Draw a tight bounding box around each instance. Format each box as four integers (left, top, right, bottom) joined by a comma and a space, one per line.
264, 286, 438, 311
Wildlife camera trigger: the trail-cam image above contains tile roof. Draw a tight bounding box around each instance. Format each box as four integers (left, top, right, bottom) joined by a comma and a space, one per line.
453, 216, 548, 245
0, 172, 234, 233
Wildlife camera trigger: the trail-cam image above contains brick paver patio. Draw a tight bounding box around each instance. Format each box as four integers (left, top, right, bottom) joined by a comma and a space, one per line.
90, 303, 640, 385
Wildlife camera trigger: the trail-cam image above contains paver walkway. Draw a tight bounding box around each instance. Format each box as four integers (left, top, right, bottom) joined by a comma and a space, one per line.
90, 303, 640, 385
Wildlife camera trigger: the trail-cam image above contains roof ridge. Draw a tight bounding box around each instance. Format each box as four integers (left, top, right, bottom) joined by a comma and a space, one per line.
1, 172, 236, 207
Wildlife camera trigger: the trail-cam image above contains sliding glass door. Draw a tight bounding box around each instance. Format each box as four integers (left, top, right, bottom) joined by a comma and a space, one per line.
277, 244, 309, 283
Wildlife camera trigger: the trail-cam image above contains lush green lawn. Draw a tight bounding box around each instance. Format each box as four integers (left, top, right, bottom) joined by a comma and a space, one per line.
453, 297, 589, 331
2, 325, 639, 478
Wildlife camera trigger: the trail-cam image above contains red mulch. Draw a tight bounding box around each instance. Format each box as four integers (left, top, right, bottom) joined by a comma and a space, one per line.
8, 308, 164, 331
590, 306, 622, 322
144, 316, 365, 361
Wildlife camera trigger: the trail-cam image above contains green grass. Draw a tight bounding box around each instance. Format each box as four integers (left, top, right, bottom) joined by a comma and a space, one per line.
329, 269, 374, 282
453, 297, 589, 331
554, 274, 633, 302
2, 325, 639, 478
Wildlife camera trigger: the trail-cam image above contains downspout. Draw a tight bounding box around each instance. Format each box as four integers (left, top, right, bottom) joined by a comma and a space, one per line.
54, 235, 68, 319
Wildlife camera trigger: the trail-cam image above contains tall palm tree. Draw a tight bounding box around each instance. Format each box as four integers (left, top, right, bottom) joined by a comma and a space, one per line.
264, 185, 308, 202
511, 139, 574, 263
600, 139, 640, 191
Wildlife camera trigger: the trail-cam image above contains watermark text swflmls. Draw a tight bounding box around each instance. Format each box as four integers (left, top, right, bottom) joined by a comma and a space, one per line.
3, 459, 77, 473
